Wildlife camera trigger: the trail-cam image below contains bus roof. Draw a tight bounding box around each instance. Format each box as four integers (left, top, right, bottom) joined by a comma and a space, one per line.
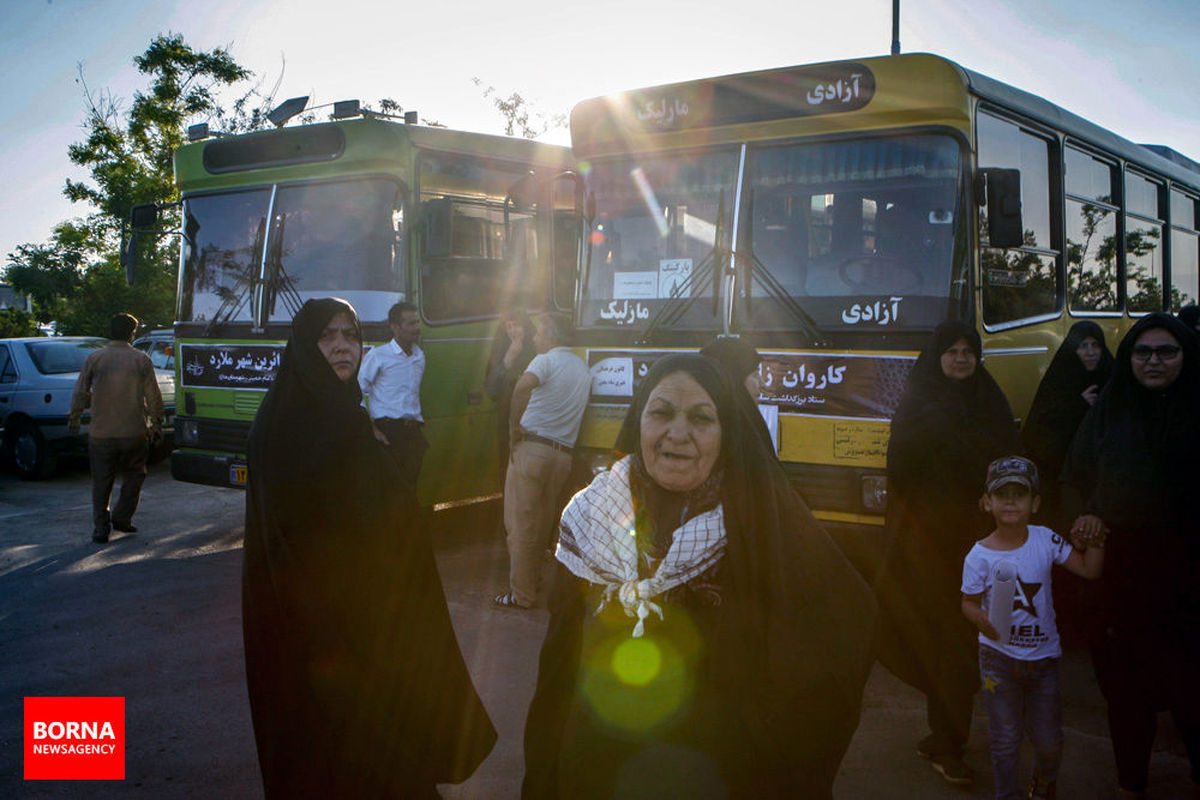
959, 64, 1200, 187
571, 52, 1200, 190
174, 118, 572, 193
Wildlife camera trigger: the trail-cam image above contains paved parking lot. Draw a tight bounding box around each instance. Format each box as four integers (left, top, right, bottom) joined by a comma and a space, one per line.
0, 459, 1194, 798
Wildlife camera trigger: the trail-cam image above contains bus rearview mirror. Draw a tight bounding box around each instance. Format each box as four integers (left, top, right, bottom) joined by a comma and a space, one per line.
981, 168, 1024, 249
423, 197, 453, 258
131, 203, 159, 229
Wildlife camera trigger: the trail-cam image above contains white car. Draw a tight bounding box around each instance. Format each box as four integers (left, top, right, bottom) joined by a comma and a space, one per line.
0, 337, 106, 478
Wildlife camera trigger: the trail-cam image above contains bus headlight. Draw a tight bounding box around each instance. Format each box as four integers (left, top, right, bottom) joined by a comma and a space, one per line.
177, 419, 200, 446
860, 474, 888, 513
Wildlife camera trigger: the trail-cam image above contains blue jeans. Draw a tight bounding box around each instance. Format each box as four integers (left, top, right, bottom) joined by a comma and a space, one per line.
979, 646, 1063, 800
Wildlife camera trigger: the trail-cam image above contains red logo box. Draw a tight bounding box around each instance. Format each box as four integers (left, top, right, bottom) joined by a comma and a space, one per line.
24, 697, 125, 780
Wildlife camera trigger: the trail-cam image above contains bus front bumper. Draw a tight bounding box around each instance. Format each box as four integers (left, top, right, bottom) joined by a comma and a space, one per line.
170, 450, 248, 489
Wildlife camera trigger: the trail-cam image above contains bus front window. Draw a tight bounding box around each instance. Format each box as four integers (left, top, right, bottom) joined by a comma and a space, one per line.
267, 178, 405, 323
179, 179, 406, 326
742, 135, 963, 331
579, 150, 738, 329
179, 189, 271, 324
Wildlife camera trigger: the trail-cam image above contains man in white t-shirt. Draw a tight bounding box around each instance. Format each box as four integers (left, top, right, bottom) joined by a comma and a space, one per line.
494, 312, 590, 609
358, 301, 427, 501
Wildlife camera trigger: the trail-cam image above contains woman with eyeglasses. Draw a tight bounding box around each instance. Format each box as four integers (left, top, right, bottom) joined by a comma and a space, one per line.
1062, 312, 1200, 799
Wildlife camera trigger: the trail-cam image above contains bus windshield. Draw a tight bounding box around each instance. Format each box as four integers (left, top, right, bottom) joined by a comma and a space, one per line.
179, 178, 405, 325
578, 150, 738, 329
742, 134, 963, 331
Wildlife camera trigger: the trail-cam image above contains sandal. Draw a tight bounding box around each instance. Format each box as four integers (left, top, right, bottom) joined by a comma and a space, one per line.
493, 592, 530, 609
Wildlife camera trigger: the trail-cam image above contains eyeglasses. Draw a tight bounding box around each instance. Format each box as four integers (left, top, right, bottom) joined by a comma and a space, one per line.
1131, 344, 1182, 362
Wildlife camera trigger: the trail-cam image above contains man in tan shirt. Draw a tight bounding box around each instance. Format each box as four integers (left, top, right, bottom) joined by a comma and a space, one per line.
69, 313, 164, 543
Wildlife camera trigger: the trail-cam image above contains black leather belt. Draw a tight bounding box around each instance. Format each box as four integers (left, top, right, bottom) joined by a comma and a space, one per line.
380, 417, 423, 429
519, 432, 572, 454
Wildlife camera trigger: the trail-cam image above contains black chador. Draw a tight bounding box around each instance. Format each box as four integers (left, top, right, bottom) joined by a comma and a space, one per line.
243, 298, 494, 799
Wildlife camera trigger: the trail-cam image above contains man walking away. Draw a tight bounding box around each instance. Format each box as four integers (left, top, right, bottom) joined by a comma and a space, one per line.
494, 312, 590, 609
69, 313, 164, 544
358, 301, 427, 502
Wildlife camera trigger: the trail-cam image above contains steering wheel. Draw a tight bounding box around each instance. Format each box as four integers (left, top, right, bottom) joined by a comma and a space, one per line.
836, 255, 924, 293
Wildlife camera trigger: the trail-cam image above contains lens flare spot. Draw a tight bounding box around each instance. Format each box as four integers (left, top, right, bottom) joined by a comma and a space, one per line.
589, 230, 606, 246
580, 625, 694, 732
611, 637, 661, 687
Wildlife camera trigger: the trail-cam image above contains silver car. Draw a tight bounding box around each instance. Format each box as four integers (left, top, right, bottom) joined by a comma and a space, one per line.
0, 337, 105, 478
132, 329, 176, 462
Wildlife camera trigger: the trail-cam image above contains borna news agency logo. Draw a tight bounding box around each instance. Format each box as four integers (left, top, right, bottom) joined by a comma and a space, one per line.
24, 696, 125, 780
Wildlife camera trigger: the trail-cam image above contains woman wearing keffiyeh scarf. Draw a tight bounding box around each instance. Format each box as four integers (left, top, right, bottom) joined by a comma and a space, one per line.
522, 354, 876, 799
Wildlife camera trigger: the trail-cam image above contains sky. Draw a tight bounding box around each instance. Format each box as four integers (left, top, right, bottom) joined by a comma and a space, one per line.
1, 0, 1198, 267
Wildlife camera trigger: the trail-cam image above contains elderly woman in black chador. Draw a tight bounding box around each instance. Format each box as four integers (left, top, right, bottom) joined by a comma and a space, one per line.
1061, 312, 1200, 799
521, 354, 876, 799
1022, 320, 1114, 529
242, 298, 494, 799
874, 320, 1020, 786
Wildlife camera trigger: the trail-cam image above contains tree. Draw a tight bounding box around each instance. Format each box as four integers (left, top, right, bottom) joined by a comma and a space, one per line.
0, 307, 40, 338
473, 78, 566, 139
4, 34, 255, 335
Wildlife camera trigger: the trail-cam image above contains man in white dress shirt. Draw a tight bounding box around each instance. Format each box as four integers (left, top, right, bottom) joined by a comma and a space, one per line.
358, 301, 427, 501
494, 312, 590, 608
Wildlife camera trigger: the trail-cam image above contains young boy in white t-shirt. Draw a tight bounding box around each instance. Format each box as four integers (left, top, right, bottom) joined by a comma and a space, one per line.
961, 456, 1105, 800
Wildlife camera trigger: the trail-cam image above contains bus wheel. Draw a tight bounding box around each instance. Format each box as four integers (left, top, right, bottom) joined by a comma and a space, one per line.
11, 422, 57, 480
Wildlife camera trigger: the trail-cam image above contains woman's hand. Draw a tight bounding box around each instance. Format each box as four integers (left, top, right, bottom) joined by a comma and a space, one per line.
502, 323, 526, 369
1081, 384, 1099, 406
1070, 513, 1107, 546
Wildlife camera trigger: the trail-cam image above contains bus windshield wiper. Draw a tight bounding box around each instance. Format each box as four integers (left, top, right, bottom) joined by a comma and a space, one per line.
741, 189, 827, 347
636, 192, 726, 346
262, 212, 304, 320
743, 249, 827, 346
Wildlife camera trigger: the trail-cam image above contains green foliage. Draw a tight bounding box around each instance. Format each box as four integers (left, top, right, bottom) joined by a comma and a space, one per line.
1067, 203, 1121, 312
0, 307, 40, 338
472, 78, 566, 139
3, 33, 256, 334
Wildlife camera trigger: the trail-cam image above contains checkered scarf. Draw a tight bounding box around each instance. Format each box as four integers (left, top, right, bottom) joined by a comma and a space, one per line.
556, 455, 726, 637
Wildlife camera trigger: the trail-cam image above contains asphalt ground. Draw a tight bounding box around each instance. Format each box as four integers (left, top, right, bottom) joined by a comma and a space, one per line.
0, 459, 1194, 798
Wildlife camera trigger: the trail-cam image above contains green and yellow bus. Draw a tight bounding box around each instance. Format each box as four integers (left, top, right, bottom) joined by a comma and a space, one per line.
159, 112, 577, 505
566, 53, 1200, 577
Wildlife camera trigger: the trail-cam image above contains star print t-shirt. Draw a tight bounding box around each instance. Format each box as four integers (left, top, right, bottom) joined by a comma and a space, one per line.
961, 525, 1073, 660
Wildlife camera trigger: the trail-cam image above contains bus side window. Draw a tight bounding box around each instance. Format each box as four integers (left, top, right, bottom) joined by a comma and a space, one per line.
978, 111, 1059, 327
1169, 188, 1199, 310
1064, 144, 1120, 313
1124, 170, 1166, 314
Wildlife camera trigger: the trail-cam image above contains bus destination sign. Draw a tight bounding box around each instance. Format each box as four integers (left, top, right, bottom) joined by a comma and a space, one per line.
180, 343, 284, 390
577, 63, 876, 146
